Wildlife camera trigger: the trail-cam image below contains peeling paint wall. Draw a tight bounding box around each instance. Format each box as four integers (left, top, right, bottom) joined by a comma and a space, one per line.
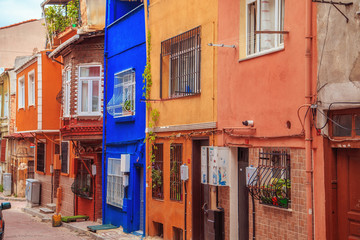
317, 2, 360, 111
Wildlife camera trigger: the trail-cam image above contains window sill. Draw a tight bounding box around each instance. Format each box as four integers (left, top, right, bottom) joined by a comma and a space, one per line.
114, 115, 135, 123
75, 115, 102, 120
239, 46, 284, 63
261, 204, 292, 212
36, 171, 45, 175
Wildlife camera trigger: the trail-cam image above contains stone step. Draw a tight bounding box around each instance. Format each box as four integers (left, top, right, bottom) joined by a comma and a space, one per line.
46, 203, 56, 211
39, 207, 55, 214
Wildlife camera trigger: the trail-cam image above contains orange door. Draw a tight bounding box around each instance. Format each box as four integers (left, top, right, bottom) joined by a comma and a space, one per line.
337, 149, 360, 240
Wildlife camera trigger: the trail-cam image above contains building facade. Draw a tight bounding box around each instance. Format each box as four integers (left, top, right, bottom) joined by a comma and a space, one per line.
13, 51, 62, 198
316, 0, 360, 239
145, 0, 218, 239
102, 0, 146, 234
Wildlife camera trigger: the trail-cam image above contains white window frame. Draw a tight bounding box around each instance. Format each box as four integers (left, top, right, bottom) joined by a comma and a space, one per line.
28, 70, 35, 107
18, 76, 25, 109
78, 65, 102, 116
107, 69, 135, 118
4, 93, 8, 118
106, 158, 125, 208
246, 0, 285, 56
63, 69, 71, 117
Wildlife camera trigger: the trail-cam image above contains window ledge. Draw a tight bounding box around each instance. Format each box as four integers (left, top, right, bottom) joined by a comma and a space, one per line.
239, 46, 284, 63
261, 204, 292, 212
114, 115, 135, 123
75, 115, 102, 120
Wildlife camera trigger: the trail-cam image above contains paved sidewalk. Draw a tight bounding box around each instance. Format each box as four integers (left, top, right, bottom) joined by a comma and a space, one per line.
22, 206, 154, 240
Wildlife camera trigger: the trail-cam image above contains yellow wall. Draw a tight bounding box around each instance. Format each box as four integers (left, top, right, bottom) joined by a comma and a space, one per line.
147, 0, 218, 127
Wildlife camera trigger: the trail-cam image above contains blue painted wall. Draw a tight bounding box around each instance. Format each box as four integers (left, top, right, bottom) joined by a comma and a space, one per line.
103, 1, 146, 234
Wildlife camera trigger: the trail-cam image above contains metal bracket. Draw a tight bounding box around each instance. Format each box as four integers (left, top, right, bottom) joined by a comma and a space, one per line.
312, 0, 353, 23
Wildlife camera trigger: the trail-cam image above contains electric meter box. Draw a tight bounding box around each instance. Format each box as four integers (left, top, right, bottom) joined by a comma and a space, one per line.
180, 164, 189, 181
246, 166, 257, 186
123, 175, 129, 186
121, 154, 130, 172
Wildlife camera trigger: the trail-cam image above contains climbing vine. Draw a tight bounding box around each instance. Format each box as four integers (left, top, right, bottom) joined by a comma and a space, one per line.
143, 31, 161, 189
44, 0, 79, 39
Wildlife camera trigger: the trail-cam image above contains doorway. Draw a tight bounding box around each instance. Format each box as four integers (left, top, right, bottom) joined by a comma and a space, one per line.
238, 148, 249, 240
192, 139, 209, 240
336, 149, 360, 239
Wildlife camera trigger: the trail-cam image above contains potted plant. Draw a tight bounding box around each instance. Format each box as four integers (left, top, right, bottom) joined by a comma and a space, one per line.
123, 99, 134, 115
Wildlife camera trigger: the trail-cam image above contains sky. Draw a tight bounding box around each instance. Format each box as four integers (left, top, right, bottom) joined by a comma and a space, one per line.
0, 0, 44, 28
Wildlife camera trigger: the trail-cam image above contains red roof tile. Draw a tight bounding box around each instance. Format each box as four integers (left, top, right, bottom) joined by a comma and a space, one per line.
0, 19, 39, 30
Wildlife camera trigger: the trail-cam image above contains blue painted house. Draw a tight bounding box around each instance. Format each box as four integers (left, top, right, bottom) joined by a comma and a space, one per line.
102, 0, 146, 234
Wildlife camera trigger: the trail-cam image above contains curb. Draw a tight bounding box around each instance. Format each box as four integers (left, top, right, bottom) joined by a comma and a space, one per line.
22, 207, 51, 222
62, 222, 107, 240
0, 196, 26, 202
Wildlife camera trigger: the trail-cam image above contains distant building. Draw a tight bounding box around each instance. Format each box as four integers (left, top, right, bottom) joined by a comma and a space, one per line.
0, 19, 46, 69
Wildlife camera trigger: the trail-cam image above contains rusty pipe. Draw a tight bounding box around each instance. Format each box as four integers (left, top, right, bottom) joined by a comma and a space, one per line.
305, 0, 314, 239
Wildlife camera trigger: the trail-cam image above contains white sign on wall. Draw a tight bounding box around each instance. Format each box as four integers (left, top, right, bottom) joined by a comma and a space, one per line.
201, 146, 230, 186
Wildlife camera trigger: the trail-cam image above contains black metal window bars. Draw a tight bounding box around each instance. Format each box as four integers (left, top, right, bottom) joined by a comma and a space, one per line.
152, 144, 164, 199
170, 144, 182, 201
161, 26, 201, 98
248, 148, 291, 209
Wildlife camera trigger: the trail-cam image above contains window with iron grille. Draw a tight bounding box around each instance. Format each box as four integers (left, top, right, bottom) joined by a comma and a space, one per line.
61, 142, 69, 174
107, 69, 135, 118
72, 158, 93, 199
161, 27, 201, 98
247, 148, 291, 209
36, 141, 45, 172
152, 144, 164, 199
170, 144, 182, 201
107, 158, 125, 208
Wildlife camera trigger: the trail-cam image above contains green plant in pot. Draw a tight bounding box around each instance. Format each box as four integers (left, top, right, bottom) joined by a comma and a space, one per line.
123, 99, 134, 114
152, 168, 162, 190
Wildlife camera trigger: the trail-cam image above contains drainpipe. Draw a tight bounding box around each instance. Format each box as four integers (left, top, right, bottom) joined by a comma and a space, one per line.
305, 0, 314, 239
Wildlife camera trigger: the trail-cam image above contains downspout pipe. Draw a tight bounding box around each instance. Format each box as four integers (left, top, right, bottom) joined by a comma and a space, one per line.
305, 0, 314, 239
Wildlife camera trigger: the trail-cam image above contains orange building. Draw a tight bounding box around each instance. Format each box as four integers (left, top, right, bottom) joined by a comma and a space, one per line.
145, 0, 218, 239
13, 51, 63, 204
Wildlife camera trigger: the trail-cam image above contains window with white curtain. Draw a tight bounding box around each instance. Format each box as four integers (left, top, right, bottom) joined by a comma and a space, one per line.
28, 70, 35, 106
107, 158, 125, 208
18, 76, 25, 109
246, 0, 285, 56
78, 65, 101, 115
63, 70, 71, 117
107, 69, 135, 118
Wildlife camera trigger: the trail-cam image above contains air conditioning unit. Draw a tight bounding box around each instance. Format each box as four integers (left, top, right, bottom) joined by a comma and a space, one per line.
25, 179, 40, 206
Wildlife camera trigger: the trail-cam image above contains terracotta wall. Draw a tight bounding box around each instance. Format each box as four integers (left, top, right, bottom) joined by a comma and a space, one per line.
248, 148, 307, 240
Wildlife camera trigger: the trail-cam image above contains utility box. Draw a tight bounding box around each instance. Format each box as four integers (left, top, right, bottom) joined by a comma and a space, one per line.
201, 147, 230, 186
121, 154, 130, 172
246, 166, 257, 186
123, 175, 129, 186
25, 179, 41, 206
3, 173, 11, 196
180, 164, 189, 181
